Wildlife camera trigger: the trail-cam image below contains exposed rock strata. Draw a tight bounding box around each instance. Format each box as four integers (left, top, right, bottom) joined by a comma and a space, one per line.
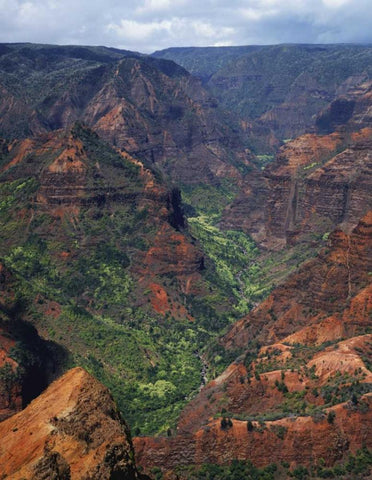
134, 214, 372, 473
0, 45, 251, 186
223, 212, 372, 350
0, 367, 146, 479
135, 396, 371, 471
222, 128, 372, 249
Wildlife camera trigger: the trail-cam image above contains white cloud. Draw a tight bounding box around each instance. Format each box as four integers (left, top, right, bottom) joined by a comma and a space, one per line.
136, 0, 186, 14
107, 19, 172, 41
106, 16, 235, 49
0, 0, 370, 52
322, 0, 350, 7
240, 7, 278, 21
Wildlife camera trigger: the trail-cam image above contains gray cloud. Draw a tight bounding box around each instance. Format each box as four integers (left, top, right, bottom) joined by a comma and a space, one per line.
0, 0, 371, 52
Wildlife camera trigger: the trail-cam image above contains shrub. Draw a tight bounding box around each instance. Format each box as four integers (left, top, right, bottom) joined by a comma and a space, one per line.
327, 411, 336, 424
220, 417, 233, 430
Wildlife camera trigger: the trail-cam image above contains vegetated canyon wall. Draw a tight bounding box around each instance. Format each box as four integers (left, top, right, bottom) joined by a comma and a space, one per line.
0, 43, 371, 477
0, 263, 69, 423
0, 44, 251, 187
134, 212, 372, 473
0, 124, 206, 310
221, 83, 372, 250
154, 44, 372, 153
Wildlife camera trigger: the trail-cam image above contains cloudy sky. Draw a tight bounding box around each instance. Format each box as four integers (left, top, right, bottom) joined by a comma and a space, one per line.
1, 0, 371, 53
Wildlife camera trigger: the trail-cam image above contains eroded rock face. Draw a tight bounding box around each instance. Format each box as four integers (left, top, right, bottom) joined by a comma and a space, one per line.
135, 397, 371, 471
134, 214, 372, 474
0, 126, 206, 310
223, 212, 372, 350
316, 80, 372, 134
203, 46, 372, 152
0, 367, 146, 479
0, 45, 250, 187
0, 321, 21, 421
222, 128, 372, 249
0, 264, 69, 422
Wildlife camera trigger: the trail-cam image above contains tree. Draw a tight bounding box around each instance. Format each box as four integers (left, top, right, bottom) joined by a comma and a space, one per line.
327, 410, 336, 424
247, 420, 254, 432
221, 417, 233, 430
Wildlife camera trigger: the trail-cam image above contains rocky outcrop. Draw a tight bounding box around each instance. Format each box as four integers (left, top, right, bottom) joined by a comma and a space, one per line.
207, 46, 372, 153
0, 367, 147, 479
135, 396, 371, 472
134, 214, 372, 474
222, 128, 372, 249
316, 80, 372, 134
223, 212, 372, 350
0, 263, 69, 422
0, 44, 250, 186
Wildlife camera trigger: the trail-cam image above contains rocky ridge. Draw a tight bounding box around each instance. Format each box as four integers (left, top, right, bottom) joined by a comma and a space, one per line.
154, 44, 372, 153
0, 44, 251, 186
222, 126, 372, 250
134, 213, 372, 475
0, 367, 147, 479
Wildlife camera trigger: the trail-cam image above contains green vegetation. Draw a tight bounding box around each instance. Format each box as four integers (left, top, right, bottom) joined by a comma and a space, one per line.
255, 155, 275, 169
0, 127, 254, 435
182, 181, 273, 317
0, 363, 21, 403
175, 448, 372, 479
0, 197, 208, 435
181, 181, 238, 218
188, 216, 267, 315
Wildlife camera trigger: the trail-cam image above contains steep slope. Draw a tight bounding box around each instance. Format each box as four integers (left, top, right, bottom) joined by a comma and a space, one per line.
316, 79, 372, 134
0, 124, 239, 435
223, 212, 371, 350
134, 214, 372, 475
222, 126, 372, 249
152, 45, 263, 81
136, 398, 371, 473
0, 263, 69, 422
0, 367, 147, 479
0, 43, 250, 186
154, 44, 372, 153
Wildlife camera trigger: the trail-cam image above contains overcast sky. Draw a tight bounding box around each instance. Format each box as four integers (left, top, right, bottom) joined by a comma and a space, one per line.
1, 0, 371, 53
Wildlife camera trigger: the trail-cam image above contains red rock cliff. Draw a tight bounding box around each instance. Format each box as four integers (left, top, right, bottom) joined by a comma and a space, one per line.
0, 367, 146, 479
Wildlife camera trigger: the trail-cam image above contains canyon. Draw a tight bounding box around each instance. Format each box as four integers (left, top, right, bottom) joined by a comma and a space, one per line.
0, 43, 371, 478
134, 214, 372, 476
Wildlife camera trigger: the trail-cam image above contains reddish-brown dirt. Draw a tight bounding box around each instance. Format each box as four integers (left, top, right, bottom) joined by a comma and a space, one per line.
135, 395, 371, 472
223, 212, 372, 351
134, 213, 372, 474
221, 127, 372, 250
0, 367, 145, 479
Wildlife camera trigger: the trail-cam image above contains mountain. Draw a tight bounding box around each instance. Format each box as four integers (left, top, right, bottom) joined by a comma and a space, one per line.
0, 123, 240, 435
152, 45, 264, 81
134, 213, 372, 477
221, 125, 372, 250
0, 366, 148, 479
0, 42, 371, 478
153, 44, 372, 153
0, 43, 250, 186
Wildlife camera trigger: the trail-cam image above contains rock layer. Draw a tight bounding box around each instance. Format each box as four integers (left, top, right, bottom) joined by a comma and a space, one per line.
0, 367, 145, 479
135, 396, 371, 471
134, 214, 372, 474
223, 211, 372, 350
0, 44, 250, 186
222, 128, 372, 249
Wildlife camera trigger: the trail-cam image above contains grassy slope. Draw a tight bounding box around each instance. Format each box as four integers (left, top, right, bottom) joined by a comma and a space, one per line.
0, 127, 238, 435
